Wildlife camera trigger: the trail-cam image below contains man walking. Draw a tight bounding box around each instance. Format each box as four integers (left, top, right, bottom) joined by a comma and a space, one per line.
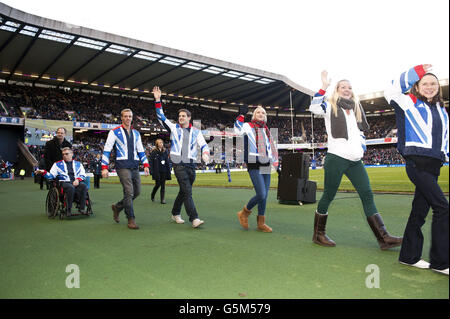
102, 109, 149, 230
152, 86, 210, 228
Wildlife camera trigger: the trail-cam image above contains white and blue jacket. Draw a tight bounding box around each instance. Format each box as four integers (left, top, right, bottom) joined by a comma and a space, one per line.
102, 125, 149, 170
155, 101, 209, 162
233, 115, 279, 166
43, 160, 86, 182
384, 65, 449, 162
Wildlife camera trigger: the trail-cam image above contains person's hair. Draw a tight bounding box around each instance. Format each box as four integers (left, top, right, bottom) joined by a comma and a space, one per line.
178, 109, 191, 118
328, 79, 362, 122
251, 106, 267, 123
410, 73, 444, 105
121, 108, 133, 117
152, 138, 166, 152
56, 127, 67, 134
61, 147, 72, 153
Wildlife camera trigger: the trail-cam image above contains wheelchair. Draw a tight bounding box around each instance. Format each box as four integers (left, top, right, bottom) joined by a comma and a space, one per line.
45, 179, 93, 219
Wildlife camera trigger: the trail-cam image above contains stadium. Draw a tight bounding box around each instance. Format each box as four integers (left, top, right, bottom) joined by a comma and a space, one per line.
0, 1, 448, 305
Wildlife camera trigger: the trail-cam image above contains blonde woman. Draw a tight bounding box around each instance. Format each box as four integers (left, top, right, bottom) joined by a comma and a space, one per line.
308, 71, 402, 249
234, 106, 279, 232
149, 139, 171, 204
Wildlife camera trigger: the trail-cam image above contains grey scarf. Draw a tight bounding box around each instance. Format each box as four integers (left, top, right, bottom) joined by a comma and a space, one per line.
330, 98, 369, 140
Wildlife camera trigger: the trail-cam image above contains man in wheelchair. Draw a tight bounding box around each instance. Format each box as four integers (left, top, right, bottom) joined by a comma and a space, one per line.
36, 147, 88, 217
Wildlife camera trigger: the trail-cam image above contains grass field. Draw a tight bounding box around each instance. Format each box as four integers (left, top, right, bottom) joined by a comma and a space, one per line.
103, 166, 449, 194
0, 166, 448, 300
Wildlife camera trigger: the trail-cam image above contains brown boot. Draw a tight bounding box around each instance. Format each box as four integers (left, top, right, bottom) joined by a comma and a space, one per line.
257, 215, 272, 233
127, 218, 139, 230
367, 213, 402, 250
313, 211, 336, 247
237, 205, 252, 230
111, 204, 120, 223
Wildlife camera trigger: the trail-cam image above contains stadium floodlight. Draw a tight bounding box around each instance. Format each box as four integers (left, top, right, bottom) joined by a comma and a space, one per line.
182, 62, 207, 70
74, 37, 107, 50
223, 71, 244, 78
19, 25, 39, 37
160, 56, 186, 66
40, 29, 74, 44
106, 44, 136, 56
0, 20, 19, 32
135, 50, 162, 61
239, 74, 260, 81
204, 66, 226, 74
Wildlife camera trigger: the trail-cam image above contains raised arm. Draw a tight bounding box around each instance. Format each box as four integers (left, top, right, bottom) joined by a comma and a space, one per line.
309, 70, 331, 116
152, 86, 176, 132
384, 64, 431, 109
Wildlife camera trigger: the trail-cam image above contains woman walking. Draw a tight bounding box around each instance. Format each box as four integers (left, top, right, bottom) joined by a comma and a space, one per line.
309, 71, 402, 249
149, 139, 171, 204
234, 106, 279, 233
384, 64, 448, 275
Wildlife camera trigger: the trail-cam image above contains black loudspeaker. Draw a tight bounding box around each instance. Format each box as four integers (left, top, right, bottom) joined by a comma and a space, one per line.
280, 153, 309, 180
277, 176, 317, 204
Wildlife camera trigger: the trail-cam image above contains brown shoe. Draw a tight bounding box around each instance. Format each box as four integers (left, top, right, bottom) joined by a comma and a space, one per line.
237, 205, 252, 230
313, 211, 336, 247
256, 215, 272, 233
127, 218, 139, 230
111, 204, 120, 223
367, 213, 402, 250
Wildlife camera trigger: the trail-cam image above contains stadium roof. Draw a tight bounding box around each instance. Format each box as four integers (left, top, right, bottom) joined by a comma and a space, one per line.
0, 2, 316, 114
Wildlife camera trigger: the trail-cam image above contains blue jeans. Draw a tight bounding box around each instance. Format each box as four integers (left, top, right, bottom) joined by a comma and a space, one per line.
399, 160, 449, 270
116, 168, 141, 219
247, 169, 271, 215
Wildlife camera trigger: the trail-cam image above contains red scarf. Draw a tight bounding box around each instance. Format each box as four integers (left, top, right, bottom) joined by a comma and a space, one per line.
251, 120, 278, 160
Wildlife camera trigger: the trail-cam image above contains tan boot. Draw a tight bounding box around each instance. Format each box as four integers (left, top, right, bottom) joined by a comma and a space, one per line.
257, 215, 272, 233
367, 213, 402, 250
127, 218, 139, 230
111, 204, 120, 223
237, 205, 252, 230
313, 211, 336, 247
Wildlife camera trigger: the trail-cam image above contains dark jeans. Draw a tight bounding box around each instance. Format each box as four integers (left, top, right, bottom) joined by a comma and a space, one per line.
172, 165, 198, 222
151, 174, 167, 200
247, 169, 271, 215
116, 168, 141, 219
94, 174, 101, 188
399, 161, 449, 270
317, 153, 377, 217
61, 182, 87, 213
40, 175, 49, 190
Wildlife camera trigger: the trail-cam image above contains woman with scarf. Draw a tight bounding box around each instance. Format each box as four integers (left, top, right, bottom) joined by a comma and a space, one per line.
385, 64, 448, 275
234, 106, 279, 233
309, 71, 402, 249
149, 139, 171, 204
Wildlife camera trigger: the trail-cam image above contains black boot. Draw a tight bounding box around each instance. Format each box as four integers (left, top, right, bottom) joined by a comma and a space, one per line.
151, 189, 156, 202
367, 213, 403, 250
313, 211, 336, 247
161, 189, 166, 204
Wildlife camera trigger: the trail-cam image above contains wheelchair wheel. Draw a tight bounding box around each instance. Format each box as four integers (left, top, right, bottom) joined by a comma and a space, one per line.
45, 187, 59, 218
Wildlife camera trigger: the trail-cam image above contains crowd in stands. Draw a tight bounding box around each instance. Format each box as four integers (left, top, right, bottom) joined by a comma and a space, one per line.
3, 83, 409, 168
2, 83, 397, 142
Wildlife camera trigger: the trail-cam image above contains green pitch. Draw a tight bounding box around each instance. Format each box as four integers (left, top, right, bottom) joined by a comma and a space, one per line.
104, 165, 449, 194
0, 166, 448, 299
